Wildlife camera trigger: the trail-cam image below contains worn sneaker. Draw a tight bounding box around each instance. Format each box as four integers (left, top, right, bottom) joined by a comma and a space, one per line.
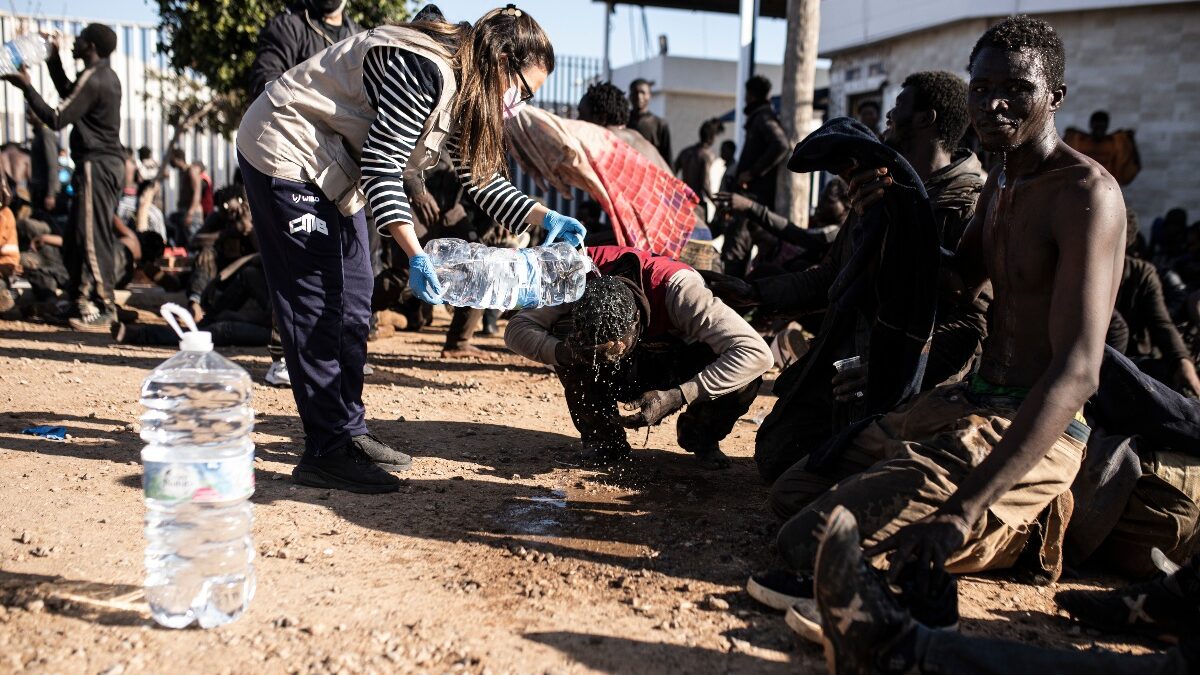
677, 430, 732, 470
353, 433, 411, 472
69, 307, 117, 333
264, 360, 291, 388
815, 506, 916, 675
780, 543, 959, 645
292, 441, 401, 494
1056, 566, 1200, 641
747, 570, 815, 610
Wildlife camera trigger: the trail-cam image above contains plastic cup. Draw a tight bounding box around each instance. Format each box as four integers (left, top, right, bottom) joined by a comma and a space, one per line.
832, 355, 862, 373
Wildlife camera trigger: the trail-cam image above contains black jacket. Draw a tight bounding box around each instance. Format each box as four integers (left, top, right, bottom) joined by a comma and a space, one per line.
734, 102, 789, 205
248, 4, 362, 101
21, 54, 123, 161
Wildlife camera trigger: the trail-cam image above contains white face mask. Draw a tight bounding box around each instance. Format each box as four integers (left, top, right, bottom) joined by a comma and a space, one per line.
502, 85, 527, 120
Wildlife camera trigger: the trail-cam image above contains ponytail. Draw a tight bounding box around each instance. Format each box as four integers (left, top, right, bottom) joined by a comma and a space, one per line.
400, 6, 555, 187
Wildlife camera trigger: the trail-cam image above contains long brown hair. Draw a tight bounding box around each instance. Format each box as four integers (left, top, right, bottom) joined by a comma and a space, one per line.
401, 7, 555, 187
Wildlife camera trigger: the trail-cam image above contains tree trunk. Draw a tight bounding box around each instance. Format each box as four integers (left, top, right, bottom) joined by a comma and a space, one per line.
775, 0, 820, 226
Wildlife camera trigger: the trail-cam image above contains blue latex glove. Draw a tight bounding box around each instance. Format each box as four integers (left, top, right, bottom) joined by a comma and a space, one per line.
408, 254, 445, 305
542, 210, 587, 247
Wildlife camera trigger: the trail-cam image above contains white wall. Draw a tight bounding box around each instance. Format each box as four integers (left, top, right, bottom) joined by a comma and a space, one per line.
819, 0, 1198, 54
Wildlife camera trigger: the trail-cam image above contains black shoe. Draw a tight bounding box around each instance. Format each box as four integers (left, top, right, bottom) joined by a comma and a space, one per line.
292, 441, 402, 494
815, 506, 916, 675
747, 570, 815, 610
1056, 567, 1200, 641
677, 429, 732, 470
353, 433, 412, 472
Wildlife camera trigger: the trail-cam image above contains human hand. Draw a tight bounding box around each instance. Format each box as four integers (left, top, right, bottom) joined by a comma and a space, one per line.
714, 191, 755, 213
189, 301, 204, 323
832, 361, 868, 402
411, 191, 440, 227
848, 166, 893, 215
617, 388, 685, 428
542, 210, 586, 247
699, 270, 760, 308
1175, 358, 1200, 398
42, 31, 60, 51
408, 254, 445, 305
1, 67, 31, 88
867, 509, 972, 583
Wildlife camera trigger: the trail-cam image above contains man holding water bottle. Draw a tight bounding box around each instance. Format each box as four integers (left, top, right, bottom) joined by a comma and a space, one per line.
3, 24, 124, 332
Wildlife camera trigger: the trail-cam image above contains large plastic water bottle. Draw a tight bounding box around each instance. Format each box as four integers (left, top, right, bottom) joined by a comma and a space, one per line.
424, 238, 593, 310
0, 34, 51, 76
140, 304, 256, 628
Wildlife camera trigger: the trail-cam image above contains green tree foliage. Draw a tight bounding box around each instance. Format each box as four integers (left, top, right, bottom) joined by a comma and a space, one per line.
152, 1, 411, 135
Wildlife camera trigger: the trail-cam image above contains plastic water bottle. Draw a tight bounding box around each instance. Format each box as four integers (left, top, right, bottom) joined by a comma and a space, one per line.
0, 35, 51, 76
140, 304, 256, 628
425, 238, 593, 310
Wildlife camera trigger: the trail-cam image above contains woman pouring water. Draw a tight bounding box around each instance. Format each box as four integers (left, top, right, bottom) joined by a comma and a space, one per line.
236, 4, 585, 494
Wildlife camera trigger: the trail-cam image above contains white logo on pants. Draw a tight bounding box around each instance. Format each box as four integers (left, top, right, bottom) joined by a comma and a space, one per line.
289, 214, 328, 235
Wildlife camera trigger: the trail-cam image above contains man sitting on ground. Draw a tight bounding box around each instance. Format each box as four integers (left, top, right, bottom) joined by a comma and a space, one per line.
749, 16, 1126, 629
709, 70, 990, 483
505, 246, 772, 470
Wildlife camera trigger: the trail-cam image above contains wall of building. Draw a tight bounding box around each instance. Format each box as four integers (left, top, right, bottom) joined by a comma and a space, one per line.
824, 3, 1200, 220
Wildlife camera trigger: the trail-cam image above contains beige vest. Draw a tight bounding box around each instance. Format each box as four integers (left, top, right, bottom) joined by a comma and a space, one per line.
237, 26, 457, 216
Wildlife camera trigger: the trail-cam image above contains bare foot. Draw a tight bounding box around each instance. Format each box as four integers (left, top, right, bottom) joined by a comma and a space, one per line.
441, 345, 499, 360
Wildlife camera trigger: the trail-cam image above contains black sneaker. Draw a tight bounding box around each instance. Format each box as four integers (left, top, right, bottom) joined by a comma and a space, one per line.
747, 570, 815, 610
1056, 567, 1200, 641
292, 441, 402, 494
69, 308, 117, 333
677, 429, 732, 470
815, 506, 917, 675
353, 433, 412, 472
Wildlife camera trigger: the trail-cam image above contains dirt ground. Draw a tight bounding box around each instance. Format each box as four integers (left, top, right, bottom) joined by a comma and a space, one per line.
0, 310, 1156, 674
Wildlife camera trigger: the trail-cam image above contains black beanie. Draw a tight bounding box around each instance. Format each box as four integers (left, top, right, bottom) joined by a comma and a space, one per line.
80, 23, 117, 58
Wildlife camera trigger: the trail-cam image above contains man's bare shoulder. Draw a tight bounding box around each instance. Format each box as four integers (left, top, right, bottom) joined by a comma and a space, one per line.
1045, 142, 1126, 238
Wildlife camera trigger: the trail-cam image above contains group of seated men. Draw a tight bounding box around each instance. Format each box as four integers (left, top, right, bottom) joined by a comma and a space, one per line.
502, 15, 1198, 672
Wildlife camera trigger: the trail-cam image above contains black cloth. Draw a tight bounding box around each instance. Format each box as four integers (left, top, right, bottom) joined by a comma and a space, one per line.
248, 3, 363, 100
755, 117, 943, 478
1116, 257, 1191, 365
28, 124, 60, 208
1068, 346, 1200, 565
734, 102, 789, 208
21, 54, 123, 162
66, 156, 125, 312
628, 110, 672, 167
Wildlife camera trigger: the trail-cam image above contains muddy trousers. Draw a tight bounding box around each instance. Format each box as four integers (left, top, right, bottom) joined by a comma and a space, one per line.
916, 625, 1193, 675
239, 154, 372, 456
555, 339, 761, 452
773, 383, 1086, 579
66, 155, 123, 313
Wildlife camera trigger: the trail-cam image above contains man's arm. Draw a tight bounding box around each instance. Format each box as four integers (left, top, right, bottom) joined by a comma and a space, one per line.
752, 222, 851, 313
46, 50, 75, 99
947, 174, 1125, 525
504, 305, 574, 366
187, 165, 203, 213
18, 68, 99, 131
666, 271, 773, 403
1133, 261, 1200, 393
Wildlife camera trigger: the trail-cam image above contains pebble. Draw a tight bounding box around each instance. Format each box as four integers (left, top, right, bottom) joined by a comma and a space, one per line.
17, 531, 34, 544
702, 595, 730, 611
24, 599, 44, 613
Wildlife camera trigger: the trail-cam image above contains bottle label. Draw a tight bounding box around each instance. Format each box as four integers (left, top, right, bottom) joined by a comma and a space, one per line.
144, 455, 255, 502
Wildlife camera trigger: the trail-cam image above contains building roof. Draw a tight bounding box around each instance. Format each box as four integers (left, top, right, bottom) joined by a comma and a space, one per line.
592, 0, 788, 19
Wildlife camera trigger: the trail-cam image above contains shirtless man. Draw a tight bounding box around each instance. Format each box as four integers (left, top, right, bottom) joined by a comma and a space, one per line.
746, 16, 1128, 636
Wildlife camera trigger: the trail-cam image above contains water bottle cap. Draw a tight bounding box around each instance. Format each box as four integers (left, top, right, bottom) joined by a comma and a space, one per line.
160, 303, 213, 351
179, 330, 213, 352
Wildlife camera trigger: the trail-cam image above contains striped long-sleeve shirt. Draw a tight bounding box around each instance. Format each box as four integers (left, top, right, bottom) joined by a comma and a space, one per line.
360, 45, 536, 233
